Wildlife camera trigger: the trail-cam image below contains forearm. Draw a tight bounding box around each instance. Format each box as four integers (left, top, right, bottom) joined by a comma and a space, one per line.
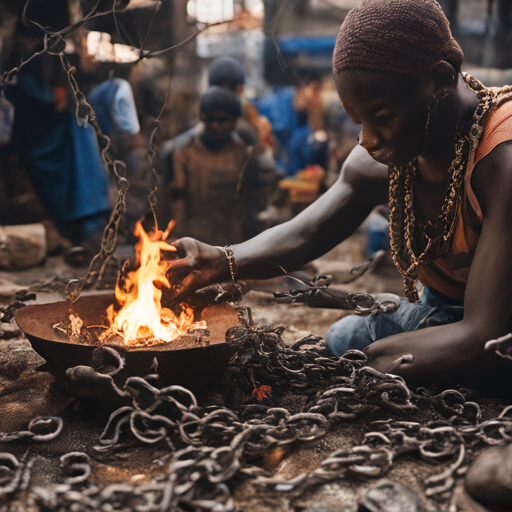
234, 177, 379, 280
164, 145, 388, 303
366, 319, 505, 385
233, 218, 327, 280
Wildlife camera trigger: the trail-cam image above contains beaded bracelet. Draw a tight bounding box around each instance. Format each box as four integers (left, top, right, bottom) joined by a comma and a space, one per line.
217, 245, 243, 303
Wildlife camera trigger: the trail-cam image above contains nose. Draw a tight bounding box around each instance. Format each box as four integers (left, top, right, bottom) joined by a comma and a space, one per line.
358, 126, 380, 151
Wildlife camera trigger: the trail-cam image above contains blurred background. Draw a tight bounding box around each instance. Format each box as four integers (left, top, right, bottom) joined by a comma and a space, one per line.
0, 0, 511, 321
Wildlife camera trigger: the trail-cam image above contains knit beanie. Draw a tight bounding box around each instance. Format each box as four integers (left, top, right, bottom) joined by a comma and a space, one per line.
208, 57, 246, 89
333, 0, 464, 76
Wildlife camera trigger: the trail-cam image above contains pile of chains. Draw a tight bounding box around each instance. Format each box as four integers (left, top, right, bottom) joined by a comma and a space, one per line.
273, 270, 401, 316
2, 310, 512, 511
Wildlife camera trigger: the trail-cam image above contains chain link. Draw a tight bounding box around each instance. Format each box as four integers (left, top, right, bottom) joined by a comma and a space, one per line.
4, 314, 512, 510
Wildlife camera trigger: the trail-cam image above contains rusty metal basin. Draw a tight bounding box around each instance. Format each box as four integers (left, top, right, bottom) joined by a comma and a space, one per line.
15, 294, 238, 400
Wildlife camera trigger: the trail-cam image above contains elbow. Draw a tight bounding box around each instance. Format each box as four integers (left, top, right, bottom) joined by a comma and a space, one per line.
451, 318, 508, 375
461, 316, 510, 350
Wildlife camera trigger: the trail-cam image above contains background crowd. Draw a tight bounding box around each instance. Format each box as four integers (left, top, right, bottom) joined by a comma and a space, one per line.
0, 0, 510, 270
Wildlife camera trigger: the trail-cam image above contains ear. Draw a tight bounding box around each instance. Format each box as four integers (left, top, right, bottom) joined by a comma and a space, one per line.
199, 113, 207, 123
429, 61, 458, 100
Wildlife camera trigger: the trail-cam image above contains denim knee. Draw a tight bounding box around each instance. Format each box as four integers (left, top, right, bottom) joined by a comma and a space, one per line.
325, 314, 373, 357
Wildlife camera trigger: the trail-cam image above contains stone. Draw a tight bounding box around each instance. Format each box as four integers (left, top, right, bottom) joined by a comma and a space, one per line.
0, 338, 66, 432
0, 223, 46, 270
453, 484, 489, 512
465, 443, 512, 510
359, 479, 427, 512
0, 322, 21, 339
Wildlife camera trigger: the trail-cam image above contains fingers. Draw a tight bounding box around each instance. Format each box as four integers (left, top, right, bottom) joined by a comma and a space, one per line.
164, 238, 200, 287
181, 285, 221, 310
161, 238, 223, 303
165, 258, 194, 288
163, 270, 205, 307
170, 237, 198, 259
166, 258, 192, 272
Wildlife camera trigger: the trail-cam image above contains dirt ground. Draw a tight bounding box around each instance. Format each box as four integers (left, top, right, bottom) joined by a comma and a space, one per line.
0, 230, 503, 511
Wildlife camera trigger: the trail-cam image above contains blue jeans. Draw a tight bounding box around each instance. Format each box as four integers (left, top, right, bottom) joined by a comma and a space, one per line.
325, 287, 464, 356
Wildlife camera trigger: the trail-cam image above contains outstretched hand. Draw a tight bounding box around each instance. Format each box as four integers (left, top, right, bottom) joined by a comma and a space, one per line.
161, 237, 230, 306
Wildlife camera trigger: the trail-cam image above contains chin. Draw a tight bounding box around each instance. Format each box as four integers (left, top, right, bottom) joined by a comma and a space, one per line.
367, 145, 420, 167
368, 151, 395, 167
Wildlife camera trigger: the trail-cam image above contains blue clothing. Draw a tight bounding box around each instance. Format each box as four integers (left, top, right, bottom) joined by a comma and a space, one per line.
367, 211, 391, 255
5, 60, 109, 243
325, 287, 464, 356
255, 88, 328, 176
254, 88, 298, 173
88, 78, 140, 135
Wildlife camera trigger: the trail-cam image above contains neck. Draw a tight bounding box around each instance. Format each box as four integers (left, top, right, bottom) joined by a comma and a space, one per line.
418, 76, 480, 183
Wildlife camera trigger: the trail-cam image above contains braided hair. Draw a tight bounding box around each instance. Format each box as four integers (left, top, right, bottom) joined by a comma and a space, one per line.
333, 0, 464, 77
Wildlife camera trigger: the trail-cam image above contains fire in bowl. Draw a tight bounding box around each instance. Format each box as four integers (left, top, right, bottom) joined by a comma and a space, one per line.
15, 294, 239, 401
16, 223, 241, 400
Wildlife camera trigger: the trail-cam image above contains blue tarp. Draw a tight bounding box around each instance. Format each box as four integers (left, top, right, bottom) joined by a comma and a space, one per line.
275, 36, 337, 55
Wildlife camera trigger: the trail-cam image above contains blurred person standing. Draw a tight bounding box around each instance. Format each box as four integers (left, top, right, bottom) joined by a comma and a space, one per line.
3, 9, 109, 247
294, 77, 326, 133
158, 57, 276, 232
285, 78, 329, 177
166, 56, 273, 157
170, 87, 263, 246
88, 64, 141, 161
208, 56, 260, 146
208, 56, 278, 215
88, 62, 148, 237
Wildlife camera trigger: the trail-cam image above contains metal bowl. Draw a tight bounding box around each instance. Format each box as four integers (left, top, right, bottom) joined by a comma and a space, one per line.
15, 294, 238, 400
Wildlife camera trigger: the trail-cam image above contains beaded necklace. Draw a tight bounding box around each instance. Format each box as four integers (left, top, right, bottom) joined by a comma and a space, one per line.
388, 74, 510, 302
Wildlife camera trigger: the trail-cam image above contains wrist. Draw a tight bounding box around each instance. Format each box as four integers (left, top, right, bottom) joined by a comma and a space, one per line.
212, 246, 231, 283
216, 245, 243, 302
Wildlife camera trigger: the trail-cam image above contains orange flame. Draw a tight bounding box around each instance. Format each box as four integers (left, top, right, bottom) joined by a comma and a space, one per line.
100, 221, 205, 346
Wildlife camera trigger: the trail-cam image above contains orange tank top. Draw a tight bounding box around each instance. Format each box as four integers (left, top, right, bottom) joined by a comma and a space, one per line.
417, 98, 512, 301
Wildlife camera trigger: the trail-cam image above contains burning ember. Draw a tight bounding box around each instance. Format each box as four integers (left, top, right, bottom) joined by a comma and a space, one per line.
99, 222, 206, 347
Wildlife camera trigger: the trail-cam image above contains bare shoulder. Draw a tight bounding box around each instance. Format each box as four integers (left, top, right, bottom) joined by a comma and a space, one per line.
341, 145, 389, 184
471, 140, 512, 217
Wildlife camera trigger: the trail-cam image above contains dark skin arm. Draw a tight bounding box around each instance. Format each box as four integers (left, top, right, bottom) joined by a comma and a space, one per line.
165, 144, 388, 302
366, 142, 512, 384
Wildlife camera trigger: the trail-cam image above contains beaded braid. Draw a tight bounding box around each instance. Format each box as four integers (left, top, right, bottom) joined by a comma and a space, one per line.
389, 74, 512, 302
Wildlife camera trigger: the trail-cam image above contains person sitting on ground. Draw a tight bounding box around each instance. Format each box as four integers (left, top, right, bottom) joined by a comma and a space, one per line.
161, 0, 512, 395
169, 87, 263, 246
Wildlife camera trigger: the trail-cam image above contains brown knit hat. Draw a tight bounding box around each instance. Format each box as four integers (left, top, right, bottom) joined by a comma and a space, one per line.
333, 0, 464, 76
